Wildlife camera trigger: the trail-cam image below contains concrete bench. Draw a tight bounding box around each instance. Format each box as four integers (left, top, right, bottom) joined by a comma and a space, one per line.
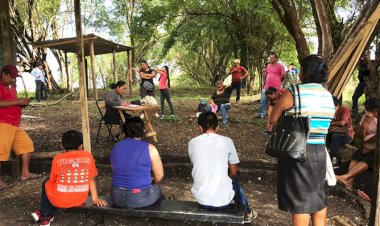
64, 196, 245, 225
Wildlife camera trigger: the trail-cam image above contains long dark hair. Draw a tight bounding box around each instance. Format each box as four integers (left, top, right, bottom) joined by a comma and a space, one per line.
300, 55, 328, 84
164, 66, 170, 88
140, 60, 150, 69
110, 80, 126, 89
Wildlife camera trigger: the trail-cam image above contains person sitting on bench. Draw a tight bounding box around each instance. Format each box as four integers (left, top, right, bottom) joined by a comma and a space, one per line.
31, 130, 107, 226
110, 117, 164, 208
336, 98, 378, 191
207, 80, 234, 128
188, 112, 257, 223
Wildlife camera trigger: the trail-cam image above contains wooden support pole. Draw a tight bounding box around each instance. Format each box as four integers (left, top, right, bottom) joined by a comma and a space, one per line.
74, 0, 91, 152
64, 52, 71, 91
127, 50, 132, 97
112, 49, 116, 82
89, 39, 98, 100
369, 45, 380, 226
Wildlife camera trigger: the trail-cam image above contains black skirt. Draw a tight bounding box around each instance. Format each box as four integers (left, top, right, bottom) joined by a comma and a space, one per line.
277, 144, 327, 213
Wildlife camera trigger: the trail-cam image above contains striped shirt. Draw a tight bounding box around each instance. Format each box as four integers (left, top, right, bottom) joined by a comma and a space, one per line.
288, 83, 335, 144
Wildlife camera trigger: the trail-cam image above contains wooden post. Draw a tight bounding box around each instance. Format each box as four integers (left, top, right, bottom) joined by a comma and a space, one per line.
74, 0, 91, 152
127, 50, 132, 97
64, 52, 71, 91
0, 0, 13, 65
112, 49, 116, 82
89, 39, 98, 100
369, 54, 380, 226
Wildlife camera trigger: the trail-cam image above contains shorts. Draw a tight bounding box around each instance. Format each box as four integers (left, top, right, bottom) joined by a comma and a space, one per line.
0, 123, 34, 161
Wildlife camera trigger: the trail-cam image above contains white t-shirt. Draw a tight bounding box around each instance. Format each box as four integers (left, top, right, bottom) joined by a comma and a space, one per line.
188, 133, 240, 207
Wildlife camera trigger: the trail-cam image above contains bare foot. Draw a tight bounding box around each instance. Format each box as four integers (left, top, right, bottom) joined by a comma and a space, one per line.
336, 175, 353, 191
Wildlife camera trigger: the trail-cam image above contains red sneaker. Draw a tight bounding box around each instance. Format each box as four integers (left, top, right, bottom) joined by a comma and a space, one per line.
31, 210, 42, 222
39, 216, 54, 226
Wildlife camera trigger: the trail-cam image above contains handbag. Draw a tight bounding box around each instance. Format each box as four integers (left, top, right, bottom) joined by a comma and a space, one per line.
142, 81, 154, 91
265, 84, 310, 161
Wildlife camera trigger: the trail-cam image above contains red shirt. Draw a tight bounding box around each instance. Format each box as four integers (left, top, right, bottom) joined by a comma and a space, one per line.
230, 66, 247, 83
0, 82, 22, 127
45, 150, 97, 208
335, 106, 355, 139
264, 63, 285, 90
159, 72, 168, 90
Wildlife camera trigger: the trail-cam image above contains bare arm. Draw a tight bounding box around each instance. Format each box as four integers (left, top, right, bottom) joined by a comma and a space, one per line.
242, 67, 249, 79
89, 178, 107, 207
268, 90, 294, 131
330, 120, 346, 126
149, 144, 164, 184
0, 99, 29, 108
229, 164, 238, 177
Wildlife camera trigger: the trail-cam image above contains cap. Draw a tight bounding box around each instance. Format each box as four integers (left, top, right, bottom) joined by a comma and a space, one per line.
1, 65, 19, 78
200, 99, 206, 105
233, 59, 240, 64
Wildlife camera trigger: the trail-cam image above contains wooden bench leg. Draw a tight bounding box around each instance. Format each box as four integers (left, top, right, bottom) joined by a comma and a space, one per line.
11, 154, 20, 178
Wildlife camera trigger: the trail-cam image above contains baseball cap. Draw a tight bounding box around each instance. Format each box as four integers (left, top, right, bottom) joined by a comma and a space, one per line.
200, 99, 206, 105
233, 59, 240, 64
1, 65, 19, 78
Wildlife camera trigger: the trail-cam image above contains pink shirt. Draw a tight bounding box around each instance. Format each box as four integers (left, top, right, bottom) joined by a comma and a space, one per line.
159, 72, 168, 90
264, 63, 285, 90
360, 116, 377, 150
0, 82, 22, 127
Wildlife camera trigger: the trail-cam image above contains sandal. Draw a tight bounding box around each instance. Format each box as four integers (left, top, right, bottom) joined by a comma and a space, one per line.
358, 190, 371, 202
20, 173, 43, 181
0, 183, 14, 192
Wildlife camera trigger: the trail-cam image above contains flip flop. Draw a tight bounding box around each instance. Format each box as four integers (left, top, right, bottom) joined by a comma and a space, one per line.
358, 190, 371, 202
0, 183, 14, 192
20, 173, 43, 181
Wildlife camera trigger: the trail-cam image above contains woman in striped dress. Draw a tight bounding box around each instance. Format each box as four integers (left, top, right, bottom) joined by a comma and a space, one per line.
268, 55, 336, 226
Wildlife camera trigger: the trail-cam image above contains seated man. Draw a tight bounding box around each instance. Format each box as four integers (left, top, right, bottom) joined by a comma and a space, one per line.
188, 112, 257, 223
265, 87, 284, 133
336, 98, 377, 191
0, 65, 42, 191
327, 96, 354, 164
207, 80, 233, 128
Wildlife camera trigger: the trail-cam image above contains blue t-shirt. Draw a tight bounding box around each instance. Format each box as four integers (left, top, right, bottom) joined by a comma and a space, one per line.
111, 138, 152, 189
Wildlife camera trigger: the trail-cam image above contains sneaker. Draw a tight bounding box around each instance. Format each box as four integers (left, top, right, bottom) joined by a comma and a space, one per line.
40, 216, 54, 226
31, 210, 42, 222
243, 210, 258, 223
332, 157, 339, 169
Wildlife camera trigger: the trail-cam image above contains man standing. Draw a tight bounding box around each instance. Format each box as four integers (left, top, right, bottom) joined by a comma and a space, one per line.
226, 59, 249, 104
31, 62, 48, 101
352, 54, 371, 113
0, 65, 42, 191
257, 52, 285, 119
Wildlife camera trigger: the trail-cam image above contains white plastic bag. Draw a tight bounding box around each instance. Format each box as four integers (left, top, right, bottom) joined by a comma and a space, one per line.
325, 147, 336, 186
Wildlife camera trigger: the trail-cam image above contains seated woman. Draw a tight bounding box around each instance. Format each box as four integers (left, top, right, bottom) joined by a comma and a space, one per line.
207, 80, 234, 128
327, 96, 355, 163
110, 117, 164, 208
336, 98, 377, 191
104, 81, 129, 124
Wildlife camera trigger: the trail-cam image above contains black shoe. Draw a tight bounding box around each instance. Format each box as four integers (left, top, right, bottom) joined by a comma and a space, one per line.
263, 130, 271, 135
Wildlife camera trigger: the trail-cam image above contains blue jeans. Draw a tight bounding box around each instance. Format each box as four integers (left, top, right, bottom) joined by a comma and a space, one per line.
206, 103, 231, 126
200, 176, 251, 213
352, 82, 365, 111
110, 184, 162, 208
40, 179, 56, 217
231, 82, 241, 102
258, 89, 268, 117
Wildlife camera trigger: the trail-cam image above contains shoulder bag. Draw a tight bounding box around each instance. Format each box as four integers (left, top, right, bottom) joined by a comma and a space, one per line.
265, 84, 310, 162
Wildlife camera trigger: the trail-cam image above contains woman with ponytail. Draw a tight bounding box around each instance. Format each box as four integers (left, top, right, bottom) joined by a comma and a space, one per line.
154, 66, 174, 118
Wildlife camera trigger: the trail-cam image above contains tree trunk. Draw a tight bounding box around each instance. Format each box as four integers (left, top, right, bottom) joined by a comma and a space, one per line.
271, 0, 310, 62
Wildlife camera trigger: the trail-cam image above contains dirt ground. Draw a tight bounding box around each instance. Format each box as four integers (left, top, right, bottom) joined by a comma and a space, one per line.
0, 87, 370, 225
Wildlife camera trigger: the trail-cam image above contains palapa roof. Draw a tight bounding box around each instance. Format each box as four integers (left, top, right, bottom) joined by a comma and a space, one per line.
33, 33, 134, 56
